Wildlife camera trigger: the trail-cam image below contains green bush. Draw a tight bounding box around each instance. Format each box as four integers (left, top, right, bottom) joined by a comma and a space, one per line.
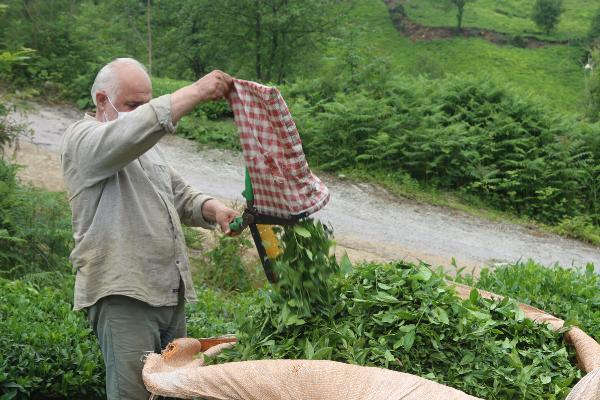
289, 75, 599, 229
532, 0, 564, 35
0, 277, 105, 399
454, 260, 600, 342
0, 102, 30, 156
186, 288, 255, 338
0, 274, 251, 399
589, 8, 600, 43
0, 158, 73, 280
191, 231, 263, 292
176, 117, 240, 151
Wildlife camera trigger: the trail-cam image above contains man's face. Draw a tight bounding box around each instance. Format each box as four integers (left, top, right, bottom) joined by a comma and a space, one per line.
98, 64, 152, 122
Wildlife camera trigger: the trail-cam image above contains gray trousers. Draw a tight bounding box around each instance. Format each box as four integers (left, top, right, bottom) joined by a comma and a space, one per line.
87, 290, 186, 400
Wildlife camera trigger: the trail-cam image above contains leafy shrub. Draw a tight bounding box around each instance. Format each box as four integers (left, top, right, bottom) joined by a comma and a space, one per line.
0, 277, 105, 399
584, 47, 600, 123
455, 260, 600, 342
176, 117, 240, 151
289, 75, 599, 229
0, 274, 252, 399
556, 216, 600, 245
0, 158, 73, 280
217, 222, 581, 399
182, 225, 205, 250
186, 288, 255, 338
589, 7, 600, 43
0, 102, 30, 156
532, 0, 564, 34
191, 232, 262, 292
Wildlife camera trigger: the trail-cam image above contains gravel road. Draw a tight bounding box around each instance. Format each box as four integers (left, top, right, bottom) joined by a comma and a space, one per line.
10, 102, 600, 271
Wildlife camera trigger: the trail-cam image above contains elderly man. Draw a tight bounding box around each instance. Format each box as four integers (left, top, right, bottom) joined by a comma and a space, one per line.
61, 58, 237, 399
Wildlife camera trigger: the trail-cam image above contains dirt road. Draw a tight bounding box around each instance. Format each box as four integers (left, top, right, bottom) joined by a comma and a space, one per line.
10, 102, 600, 271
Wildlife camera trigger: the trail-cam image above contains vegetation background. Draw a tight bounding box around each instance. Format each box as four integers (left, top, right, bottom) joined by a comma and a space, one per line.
1, 0, 600, 398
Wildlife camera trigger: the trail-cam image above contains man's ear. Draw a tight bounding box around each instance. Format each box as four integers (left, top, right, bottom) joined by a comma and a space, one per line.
95, 91, 107, 109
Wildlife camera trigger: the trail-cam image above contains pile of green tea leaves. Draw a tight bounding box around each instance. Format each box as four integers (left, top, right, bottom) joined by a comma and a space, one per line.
215, 219, 581, 399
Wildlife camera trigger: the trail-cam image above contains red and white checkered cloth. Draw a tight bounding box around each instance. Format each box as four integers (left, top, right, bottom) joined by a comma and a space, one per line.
228, 79, 330, 219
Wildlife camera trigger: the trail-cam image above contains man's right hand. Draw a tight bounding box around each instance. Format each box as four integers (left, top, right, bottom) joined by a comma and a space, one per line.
171, 70, 234, 124
194, 70, 233, 102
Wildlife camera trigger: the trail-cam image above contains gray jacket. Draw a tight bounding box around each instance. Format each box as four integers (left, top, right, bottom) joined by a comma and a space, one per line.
61, 94, 214, 310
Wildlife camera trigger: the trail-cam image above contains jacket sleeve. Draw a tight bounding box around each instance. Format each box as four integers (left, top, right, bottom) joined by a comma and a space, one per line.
169, 165, 216, 229
63, 95, 176, 189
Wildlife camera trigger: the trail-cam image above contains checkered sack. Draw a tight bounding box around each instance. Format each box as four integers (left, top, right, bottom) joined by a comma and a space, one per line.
228, 79, 330, 219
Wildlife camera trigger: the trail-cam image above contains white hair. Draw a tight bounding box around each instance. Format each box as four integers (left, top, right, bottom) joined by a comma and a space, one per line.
90, 58, 149, 106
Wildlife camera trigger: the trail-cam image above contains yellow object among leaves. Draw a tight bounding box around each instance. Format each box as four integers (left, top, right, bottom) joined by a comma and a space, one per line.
257, 224, 282, 259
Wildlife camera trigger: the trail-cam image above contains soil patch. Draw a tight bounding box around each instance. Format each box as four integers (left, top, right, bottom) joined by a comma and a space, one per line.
384, 0, 570, 48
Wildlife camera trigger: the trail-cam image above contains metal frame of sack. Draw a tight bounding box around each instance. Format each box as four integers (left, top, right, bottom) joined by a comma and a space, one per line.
229, 168, 308, 283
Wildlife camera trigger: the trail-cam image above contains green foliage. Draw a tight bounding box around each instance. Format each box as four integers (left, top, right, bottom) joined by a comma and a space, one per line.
186, 288, 255, 339
0, 0, 99, 101
404, 0, 589, 40
218, 228, 581, 399
0, 277, 105, 400
336, 1, 585, 113
272, 220, 340, 317
0, 48, 35, 79
191, 232, 262, 292
0, 0, 590, 116
589, 8, 600, 43
0, 159, 73, 280
584, 47, 600, 121
0, 273, 251, 399
0, 103, 29, 156
289, 74, 599, 229
455, 260, 600, 343
175, 118, 240, 151
192, 0, 347, 83
555, 216, 600, 245
182, 225, 204, 250
532, 0, 564, 35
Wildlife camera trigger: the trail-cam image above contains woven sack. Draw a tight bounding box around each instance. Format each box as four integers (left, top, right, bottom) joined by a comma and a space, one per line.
143, 338, 480, 400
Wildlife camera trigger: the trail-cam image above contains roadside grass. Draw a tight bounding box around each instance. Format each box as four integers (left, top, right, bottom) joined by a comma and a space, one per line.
345, 168, 600, 247
402, 0, 597, 41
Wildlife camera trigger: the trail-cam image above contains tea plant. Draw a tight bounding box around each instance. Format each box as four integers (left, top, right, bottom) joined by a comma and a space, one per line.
455, 260, 600, 342
215, 220, 581, 399
0, 159, 73, 280
0, 278, 105, 399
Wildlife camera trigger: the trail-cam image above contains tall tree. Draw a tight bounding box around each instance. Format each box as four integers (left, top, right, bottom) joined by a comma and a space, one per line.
445, 0, 476, 32
152, 0, 216, 79
202, 0, 348, 83
532, 0, 564, 35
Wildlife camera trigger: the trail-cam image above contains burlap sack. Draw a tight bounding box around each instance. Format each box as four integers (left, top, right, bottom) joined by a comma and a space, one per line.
143, 337, 480, 400
143, 283, 600, 399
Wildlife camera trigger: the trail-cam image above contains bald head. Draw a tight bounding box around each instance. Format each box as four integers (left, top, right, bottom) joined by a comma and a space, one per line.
91, 58, 153, 122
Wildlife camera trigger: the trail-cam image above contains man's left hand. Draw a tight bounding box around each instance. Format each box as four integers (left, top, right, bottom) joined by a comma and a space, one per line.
202, 199, 240, 236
